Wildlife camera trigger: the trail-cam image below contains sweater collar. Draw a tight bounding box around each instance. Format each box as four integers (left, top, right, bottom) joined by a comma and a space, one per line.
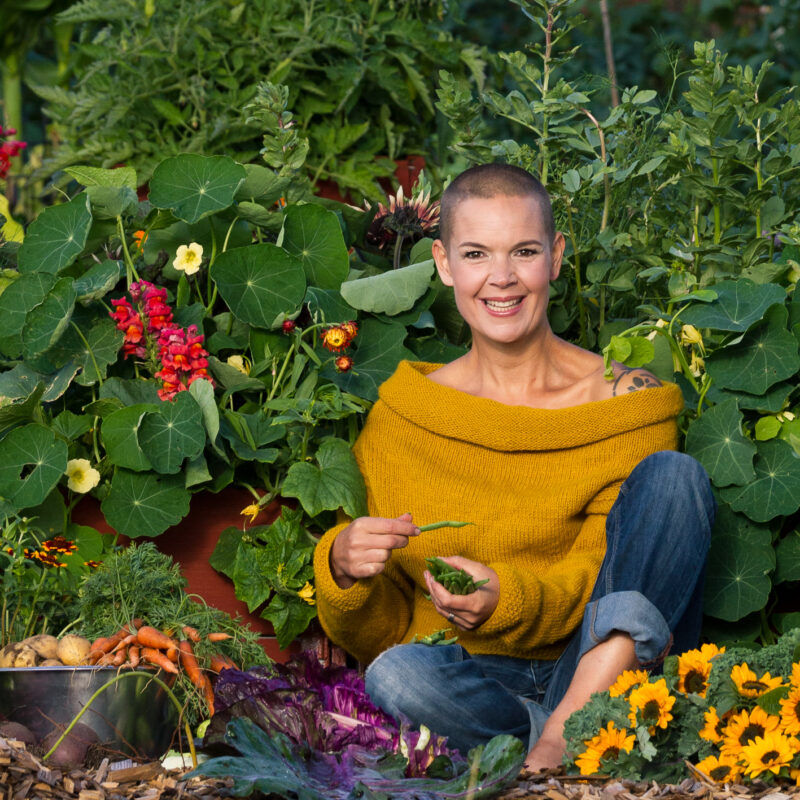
378, 360, 684, 451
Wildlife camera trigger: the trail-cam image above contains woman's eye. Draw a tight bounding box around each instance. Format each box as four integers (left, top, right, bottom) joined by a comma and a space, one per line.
516, 248, 539, 257
463, 250, 483, 259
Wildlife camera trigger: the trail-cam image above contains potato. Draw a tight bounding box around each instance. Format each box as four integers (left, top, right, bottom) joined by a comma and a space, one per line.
56, 634, 91, 666
42, 723, 98, 768
0, 643, 22, 668
12, 646, 38, 667
39, 658, 63, 667
22, 634, 59, 661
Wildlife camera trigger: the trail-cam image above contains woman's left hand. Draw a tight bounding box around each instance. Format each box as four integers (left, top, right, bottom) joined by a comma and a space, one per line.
424, 556, 500, 630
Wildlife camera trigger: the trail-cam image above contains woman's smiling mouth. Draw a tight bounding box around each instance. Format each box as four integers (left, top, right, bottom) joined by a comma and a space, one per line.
482, 297, 524, 314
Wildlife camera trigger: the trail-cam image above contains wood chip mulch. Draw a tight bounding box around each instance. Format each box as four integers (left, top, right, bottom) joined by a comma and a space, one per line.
5, 735, 800, 800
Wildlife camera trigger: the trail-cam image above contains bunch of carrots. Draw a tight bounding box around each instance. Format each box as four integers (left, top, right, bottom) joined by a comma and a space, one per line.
88, 619, 238, 715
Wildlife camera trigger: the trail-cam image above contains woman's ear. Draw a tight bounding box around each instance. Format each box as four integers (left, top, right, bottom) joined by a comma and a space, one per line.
432, 238, 454, 287
550, 232, 566, 281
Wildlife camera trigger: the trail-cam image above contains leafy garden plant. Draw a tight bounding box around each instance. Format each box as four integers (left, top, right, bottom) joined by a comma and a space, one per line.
0, 150, 459, 646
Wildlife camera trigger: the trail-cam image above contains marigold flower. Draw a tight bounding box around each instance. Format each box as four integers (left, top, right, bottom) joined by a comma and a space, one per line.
42, 536, 78, 554
321, 326, 350, 353
721, 706, 781, 758
628, 678, 675, 730
574, 721, 635, 776
298, 581, 316, 605
780, 685, 800, 735
740, 730, 798, 778
731, 663, 784, 698
227, 355, 250, 375
84, 560, 102, 569
65, 458, 101, 493
695, 752, 742, 783
677, 649, 713, 696
609, 669, 650, 698
173, 242, 204, 275
32, 550, 68, 568
133, 229, 147, 249
335, 355, 354, 373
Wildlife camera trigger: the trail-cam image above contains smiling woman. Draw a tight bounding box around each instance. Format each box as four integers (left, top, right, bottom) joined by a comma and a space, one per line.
313, 163, 716, 773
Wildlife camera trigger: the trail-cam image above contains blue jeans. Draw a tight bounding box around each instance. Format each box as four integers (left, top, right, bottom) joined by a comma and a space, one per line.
364, 451, 716, 754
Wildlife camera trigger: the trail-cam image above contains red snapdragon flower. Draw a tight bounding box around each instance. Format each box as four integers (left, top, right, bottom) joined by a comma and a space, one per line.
0, 126, 27, 180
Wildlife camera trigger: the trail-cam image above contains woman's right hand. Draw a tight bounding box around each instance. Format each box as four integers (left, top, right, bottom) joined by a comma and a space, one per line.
329, 513, 420, 589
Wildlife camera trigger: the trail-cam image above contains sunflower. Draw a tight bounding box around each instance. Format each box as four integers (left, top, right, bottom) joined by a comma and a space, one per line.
695, 752, 742, 784
628, 678, 675, 730
609, 669, 650, 698
790, 662, 800, 688
574, 721, 636, 776
740, 731, 797, 778
698, 642, 725, 660
730, 663, 784, 699
721, 706, 781, 758
700, 707, 727, 744
677, 650, 713, 696
780, 686, 800, 735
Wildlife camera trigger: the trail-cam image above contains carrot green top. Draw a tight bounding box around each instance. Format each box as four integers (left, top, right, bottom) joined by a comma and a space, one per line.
313, 360, 684, 665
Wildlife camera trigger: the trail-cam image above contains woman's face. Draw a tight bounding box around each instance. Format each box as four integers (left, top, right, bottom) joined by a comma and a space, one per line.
432, 194, 565, 348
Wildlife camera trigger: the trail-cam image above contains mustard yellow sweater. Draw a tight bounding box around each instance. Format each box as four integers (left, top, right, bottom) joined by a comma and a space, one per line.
313, 361, 684, 665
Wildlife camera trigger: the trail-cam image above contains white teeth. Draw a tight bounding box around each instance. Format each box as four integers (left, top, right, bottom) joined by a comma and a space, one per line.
484, 298, 522, 309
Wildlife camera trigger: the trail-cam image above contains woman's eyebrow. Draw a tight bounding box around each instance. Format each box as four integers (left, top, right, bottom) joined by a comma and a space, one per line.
458, 239, 544, 249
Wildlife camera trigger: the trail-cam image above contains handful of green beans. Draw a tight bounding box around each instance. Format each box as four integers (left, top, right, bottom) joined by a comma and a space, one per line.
410, 628, 459, 646
425, 556, 489, 595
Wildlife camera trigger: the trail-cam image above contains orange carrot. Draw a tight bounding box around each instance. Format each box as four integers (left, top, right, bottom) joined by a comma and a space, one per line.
203, 681, 215, 717
206, 632, 232, 642
112, 633, 137, 653
112, 648, 127, 667
129, 645, 140, 668
182, 625, 201, 642
209, 654, 237, 673
141, 647, 179, 674
166, 645, 179, 663
130, 618, 144, 630
177, 640, 204, 684
136, 626, 177, 651
89, 637, 111, 655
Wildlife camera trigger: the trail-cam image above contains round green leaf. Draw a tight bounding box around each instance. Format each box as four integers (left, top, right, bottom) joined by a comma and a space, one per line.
340, 260, 435, 315
101, 469, 190, 538
86, 185, 138, 219
0, 362, 79, 404
706, 305, 800, 394
74, 259, 123, 303
680, 279, 785, 332
148, 154, 246, 224
211, 243, 306, 328
703, 503, 775, 621
323, 319, 415, 402
775, 530, 800, 584
138, 392, 206, 474
0, 424, 68, 511
281, 437, 367, 518
0, 272, 57, 358
101, 404, 157, 471
22, 277, 77, 359
720, 439, 800, 522
234, 164, 289, 203
304, 286, 357, 324
281, 204, 349, 290
684, 398, 756, 487
65, 165, 137, 190
17, 194, 93, 275
50, 316, 124, 386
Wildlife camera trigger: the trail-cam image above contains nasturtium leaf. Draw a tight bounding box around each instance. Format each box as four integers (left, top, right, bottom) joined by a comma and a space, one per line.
774, 530, 800, 584
99, 376, 161, 406
281, 204, 349, 290
263, 593, 318, 650
234, 164, 289, 204
86, 185, 138, 219
17, 194, 92, 275
209, 526, 245, 580
340, 260, 435, 315
22, 278, 77, 359
52, 410, 93, 442
706, 305, 800, 394
101, 469, 190, 538
73, 259, 123, 303
281, 437, 367, 518
211, 243, 306, 328
679, 279, 785, 331
780, 418, 800, 457
189, 378, 219, 446
0, 362, 79, 404
304, 286, 357, 326
684, 398, 756, 487
0, 384, 45, 434
65, 164, 137, 190
148, 154, 246, 224
184, 453, 212, 488
755, 416, 781, 441
235, 201, 274, 227
324, 319, 414, 402
703, 503, 775, 621
720, 439, 800, 522
0, 272, 57, 358
0, 424, 68, 512
705, 380, 794, 413
139, 392, 206, 474
50, 316, 123, 386
101, 404, 157, 471
605, 335, 631, 363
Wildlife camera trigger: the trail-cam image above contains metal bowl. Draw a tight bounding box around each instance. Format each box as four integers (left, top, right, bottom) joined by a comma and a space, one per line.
0, 666, 179, 759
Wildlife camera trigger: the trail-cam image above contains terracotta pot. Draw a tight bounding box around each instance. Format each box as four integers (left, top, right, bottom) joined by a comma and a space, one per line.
314, 155, 426, 204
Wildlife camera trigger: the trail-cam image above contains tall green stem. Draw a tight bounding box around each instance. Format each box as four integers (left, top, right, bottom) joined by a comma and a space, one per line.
117, 216, 140, 286
0, 51, 23, 134
565, 204, 588, 348
711, 156, 721, 244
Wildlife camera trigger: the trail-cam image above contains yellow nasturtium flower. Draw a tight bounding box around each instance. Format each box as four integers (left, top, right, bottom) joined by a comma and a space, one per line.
173, 242, 204, 275
65, 458, 101, 493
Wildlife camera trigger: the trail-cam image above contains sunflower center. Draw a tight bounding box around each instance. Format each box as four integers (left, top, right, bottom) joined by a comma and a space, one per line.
739, 723, 765, 744
601, 746, 620, 761
792, 701, 800, 720
762, 750, 779, 763
685, 671, 706, 693
743, 680, 767, 692
710, 765, 732, 781
643, 700, 661, 720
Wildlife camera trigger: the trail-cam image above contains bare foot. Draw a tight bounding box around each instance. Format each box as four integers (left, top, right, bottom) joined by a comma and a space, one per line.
523, 736, 565, 773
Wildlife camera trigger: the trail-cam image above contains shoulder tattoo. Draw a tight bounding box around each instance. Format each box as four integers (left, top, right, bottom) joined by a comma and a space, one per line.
612, 367, 662, 396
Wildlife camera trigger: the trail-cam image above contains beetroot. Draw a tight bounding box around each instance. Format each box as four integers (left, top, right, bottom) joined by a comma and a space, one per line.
42, 723, 99, 767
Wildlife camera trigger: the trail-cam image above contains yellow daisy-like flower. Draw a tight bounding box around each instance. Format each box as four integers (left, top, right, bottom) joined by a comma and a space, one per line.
721, 706, 781, 758
298, 581, 316, 606
574, 721, 635, 776
628, 678, 675, 730
741, 730, 797, 778
677, 650, 713, 697
226, 354, 251, 375
240, 503, 260, 526
730, 663, 784, 698
780, 685, 800, 735
173, 242, 204, 275
700, 707, 726, 744
65, 458, 101, 493
609, 669, 650, 698
695, 752, 742, 784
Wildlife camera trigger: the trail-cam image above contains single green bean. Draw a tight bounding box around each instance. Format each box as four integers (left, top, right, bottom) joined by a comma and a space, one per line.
418, 520, 474, 532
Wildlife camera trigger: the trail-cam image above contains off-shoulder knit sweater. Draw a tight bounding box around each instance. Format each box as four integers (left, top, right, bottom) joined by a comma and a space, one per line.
313, 360, 684, 665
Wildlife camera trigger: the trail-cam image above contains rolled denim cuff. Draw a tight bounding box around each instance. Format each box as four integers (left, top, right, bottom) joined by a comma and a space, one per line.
579, 590, 671, 666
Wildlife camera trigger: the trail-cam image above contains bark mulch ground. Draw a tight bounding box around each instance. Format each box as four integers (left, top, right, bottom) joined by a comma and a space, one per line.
4, 735, 800, 800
